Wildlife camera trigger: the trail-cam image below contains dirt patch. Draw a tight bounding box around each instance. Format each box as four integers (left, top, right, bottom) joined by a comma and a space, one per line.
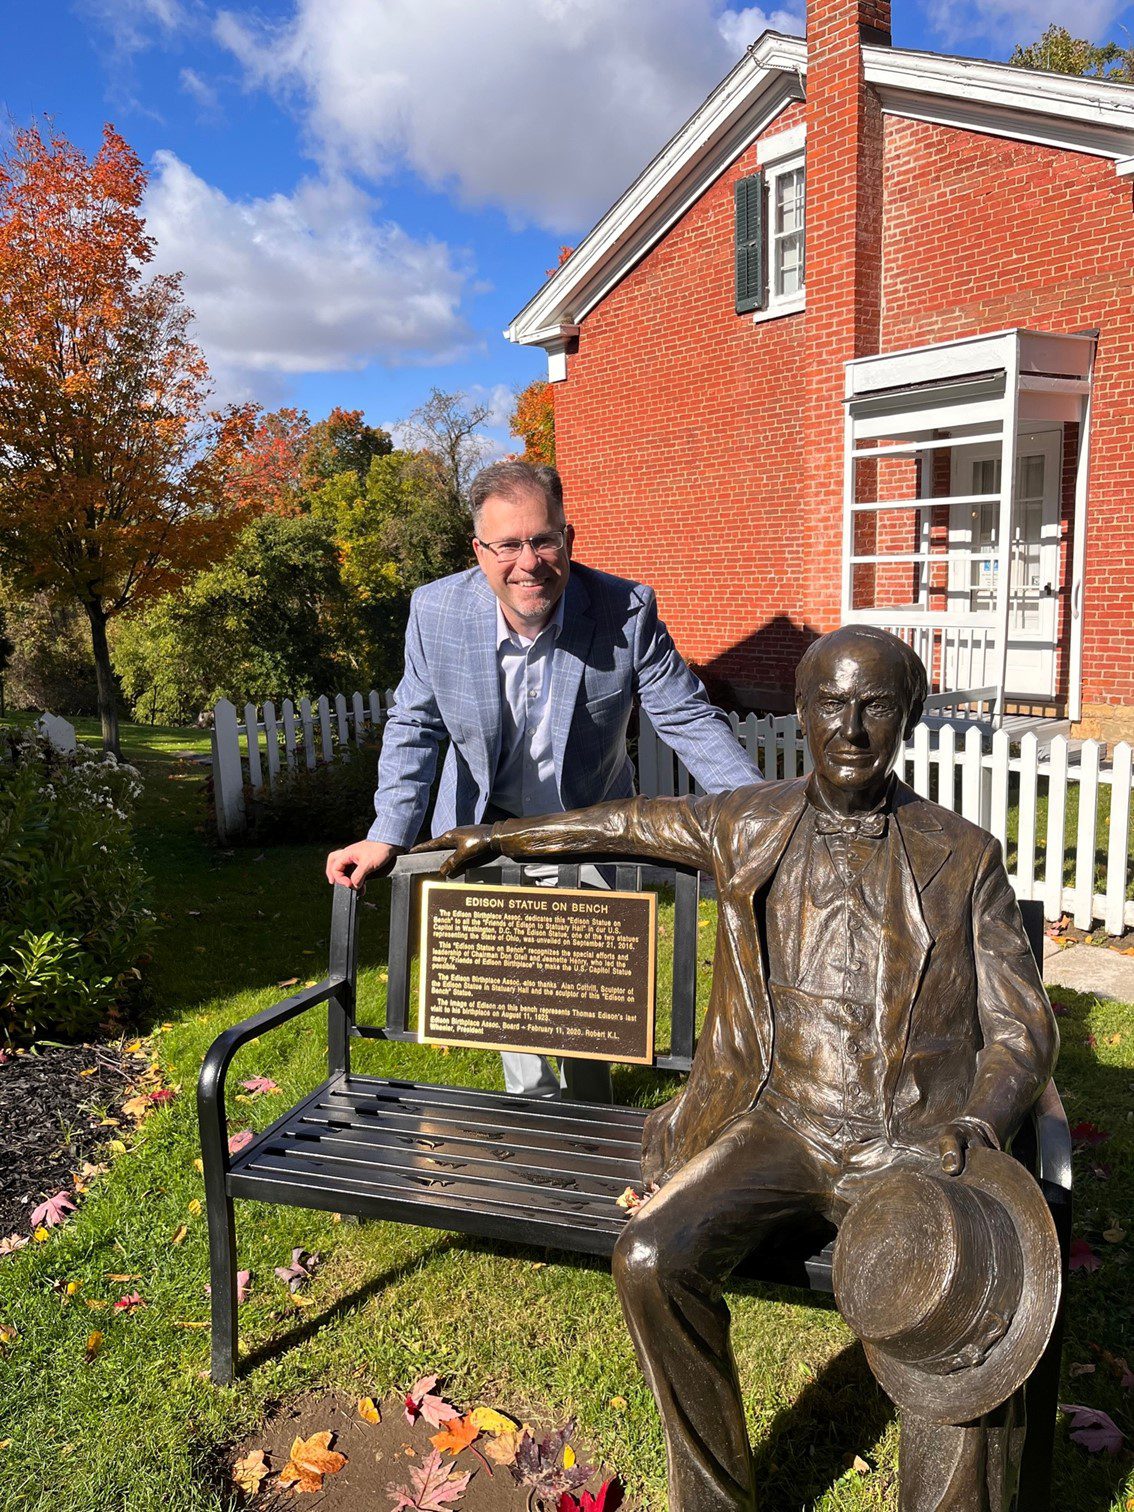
223, 1392, 627, 1512
0, 1040, 143, 1237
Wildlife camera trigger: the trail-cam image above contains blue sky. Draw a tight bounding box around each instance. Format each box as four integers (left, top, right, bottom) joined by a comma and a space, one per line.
5, 0, 1134, 451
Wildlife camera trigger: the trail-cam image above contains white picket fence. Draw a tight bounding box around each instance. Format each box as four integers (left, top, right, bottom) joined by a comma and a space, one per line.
210, 690, 394, 845
640, 712, 1134, 935
210, 692, 1134, 934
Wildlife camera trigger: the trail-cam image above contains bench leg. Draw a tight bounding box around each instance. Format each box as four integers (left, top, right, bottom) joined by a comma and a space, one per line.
206, 1190, 238, 1383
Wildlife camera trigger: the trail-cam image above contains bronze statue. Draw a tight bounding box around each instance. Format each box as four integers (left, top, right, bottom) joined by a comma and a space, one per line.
419, 625, 1061, 1511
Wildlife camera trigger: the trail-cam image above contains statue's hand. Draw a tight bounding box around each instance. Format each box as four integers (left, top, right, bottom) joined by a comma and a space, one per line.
931, 1118, 998, 1177
411, 825, 498, 878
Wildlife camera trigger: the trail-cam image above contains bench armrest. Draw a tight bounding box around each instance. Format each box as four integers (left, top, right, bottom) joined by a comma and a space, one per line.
1033, 1078, 1072, 1196
197, 977, 345, 1175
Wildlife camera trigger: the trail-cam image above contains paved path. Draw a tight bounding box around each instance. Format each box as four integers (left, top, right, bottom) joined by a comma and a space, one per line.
1044, 937, 1134, 1000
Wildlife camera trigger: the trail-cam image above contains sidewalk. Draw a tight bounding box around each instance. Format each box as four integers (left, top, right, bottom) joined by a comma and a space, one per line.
1043, 936, 1134, 1001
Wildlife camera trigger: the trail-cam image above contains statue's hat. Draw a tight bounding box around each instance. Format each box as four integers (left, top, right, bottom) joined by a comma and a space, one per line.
832, 1147, 1062, 1423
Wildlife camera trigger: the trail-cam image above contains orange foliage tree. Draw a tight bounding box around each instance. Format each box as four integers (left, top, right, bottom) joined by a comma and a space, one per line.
225, 406, 311, 516
509, 379, 555, 468
0, 124, 252, 753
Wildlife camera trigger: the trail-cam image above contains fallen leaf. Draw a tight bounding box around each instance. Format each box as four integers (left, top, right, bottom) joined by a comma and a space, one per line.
83, 1299, 107, 1311
124, 1040, 143, 1053
1060, 1404, 1125, 1454
171, 1225, 188, 1246
151, 1088, 176, 1103
79, 1067, 96, 1077
563, 1445, 576, 1470
1106, 1032, 1123, 1045
84, 1330, 103, 1360
227, 1130, 253, 1156
114, 1292, 145, 1313
1070, 1121, 1110, 1148
0, 1323, 17, 1349
122, 1095, 152, 1123
482, 1430, 526, 1467
1070, 1238, 1102, 1272
192, 1158, 204, 1175
358, 1397, 382, 1424
0, 1235, 29, 1258
232, 1448, 269, 1496
430, 1415, 480, 1457
850, 1455, 871, 1475
1088, 1343, 1134, 1388
387, 1447, 471, 1510
32, 1228, 49, 1243
274, 1248, 319, 1292
105, 1273, 141, 1282
276, 977, 299, 989
469, 1407, 517, 1435
1069, 1362, 1096, 1378
511, 1423, 593, 1499
29, 1192, 76, 1229
240, 1076, 281, 1096
187, 1199, 202, 1217
1103, 1225, 1126, 1244
278, 1430, 347, 1492
559, 1480, 625, 1512
405, 1375, 460, 1428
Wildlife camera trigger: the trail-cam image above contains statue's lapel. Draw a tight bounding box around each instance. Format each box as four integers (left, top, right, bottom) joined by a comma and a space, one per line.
549, 575, 594, 789
879, 788, 951, 1118
731, 780, 810, 897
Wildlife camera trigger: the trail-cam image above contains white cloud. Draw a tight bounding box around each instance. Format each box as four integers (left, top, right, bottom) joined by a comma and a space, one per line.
179, 67, 220, 113
143, 152, 475, 399
717, 6, 804, 54
923, 0, 1127, 49
215, 0, 793, 233
78, 0, 197, 58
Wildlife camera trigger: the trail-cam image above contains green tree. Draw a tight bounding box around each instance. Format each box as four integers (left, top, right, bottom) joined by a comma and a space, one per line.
116, 513, 349, 721
301, 406, 392, 492
1010, 23, 1134, 80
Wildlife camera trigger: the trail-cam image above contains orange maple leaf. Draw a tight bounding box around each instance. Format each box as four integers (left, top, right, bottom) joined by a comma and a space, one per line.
277, 1430, 347, 1492
429, 1414, 480, 1457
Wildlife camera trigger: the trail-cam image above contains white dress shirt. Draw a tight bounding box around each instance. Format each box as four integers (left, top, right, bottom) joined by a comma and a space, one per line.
490, 595, 565, 818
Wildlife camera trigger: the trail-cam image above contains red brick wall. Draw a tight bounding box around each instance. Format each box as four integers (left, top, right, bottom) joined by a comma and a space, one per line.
882, 116, 1134, 712
555, 100, 811, 701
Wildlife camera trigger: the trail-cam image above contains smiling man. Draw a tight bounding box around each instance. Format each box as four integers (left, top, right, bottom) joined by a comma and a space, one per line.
326, 459, 761, 1099
422, 624, 1058, 1510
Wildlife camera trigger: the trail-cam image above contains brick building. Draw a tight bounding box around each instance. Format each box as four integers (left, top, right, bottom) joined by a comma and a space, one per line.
506, 0, 1134, 741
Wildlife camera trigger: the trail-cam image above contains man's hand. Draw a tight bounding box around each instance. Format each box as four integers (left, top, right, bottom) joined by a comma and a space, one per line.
325, 839, 403, 891
411, 825, 498, 877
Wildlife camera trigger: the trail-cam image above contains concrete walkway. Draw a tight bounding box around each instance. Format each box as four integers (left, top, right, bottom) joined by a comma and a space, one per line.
1044, 936, 1134, 1000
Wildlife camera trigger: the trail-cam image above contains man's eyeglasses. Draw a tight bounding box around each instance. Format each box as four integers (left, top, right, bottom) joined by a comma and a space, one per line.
474, 528, 568, 563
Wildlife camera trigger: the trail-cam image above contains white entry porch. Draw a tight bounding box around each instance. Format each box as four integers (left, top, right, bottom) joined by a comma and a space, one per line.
841, 328, 1096, 729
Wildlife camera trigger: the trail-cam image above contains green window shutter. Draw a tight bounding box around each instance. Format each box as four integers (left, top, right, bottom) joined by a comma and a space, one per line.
735, 172, 766, 315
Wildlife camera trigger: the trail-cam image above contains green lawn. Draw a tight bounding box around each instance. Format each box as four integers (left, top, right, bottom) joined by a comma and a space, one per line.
0, 722, 1131, 1510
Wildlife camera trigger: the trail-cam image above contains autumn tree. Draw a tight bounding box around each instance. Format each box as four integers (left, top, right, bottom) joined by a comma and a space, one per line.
225, 406, 311, 516
509, 379, 555, 467
0, 123, 250, 754
301, 406, 392, 491
1011, 23, 1134, 80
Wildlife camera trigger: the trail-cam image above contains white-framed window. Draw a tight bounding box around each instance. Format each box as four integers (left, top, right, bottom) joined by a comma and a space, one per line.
766, 155, 805, 306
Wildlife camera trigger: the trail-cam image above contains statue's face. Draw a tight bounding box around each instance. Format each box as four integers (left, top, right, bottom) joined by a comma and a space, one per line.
797, 637, 912, 806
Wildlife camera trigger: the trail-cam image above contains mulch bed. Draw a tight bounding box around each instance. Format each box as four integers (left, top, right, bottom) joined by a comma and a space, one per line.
0, 1040, 141, 1237
221, 1392, 626, 1512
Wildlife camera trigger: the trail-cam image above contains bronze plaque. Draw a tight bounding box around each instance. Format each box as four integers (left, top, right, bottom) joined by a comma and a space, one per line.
418, 882, 657, 1063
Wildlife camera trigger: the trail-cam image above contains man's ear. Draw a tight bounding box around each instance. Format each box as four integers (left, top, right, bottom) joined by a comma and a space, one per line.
564, 521, 575, 558
903, 701, 924, 739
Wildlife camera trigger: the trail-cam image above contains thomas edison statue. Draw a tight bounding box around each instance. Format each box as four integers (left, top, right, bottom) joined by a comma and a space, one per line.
423, 625, 1061, 1511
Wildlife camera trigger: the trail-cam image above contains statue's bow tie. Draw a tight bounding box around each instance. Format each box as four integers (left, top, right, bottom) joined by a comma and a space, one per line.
815, 810, 887, 839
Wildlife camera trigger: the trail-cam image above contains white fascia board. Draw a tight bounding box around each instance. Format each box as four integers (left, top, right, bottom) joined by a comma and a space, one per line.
865, 45, 1134, 164
506, 32, 806, 348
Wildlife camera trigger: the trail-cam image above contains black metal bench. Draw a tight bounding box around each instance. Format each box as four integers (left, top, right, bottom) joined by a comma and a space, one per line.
198, 857, 1070, 1508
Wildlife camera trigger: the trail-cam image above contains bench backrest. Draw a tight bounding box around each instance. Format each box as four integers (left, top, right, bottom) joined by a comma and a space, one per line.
333, 856, 1047, 1087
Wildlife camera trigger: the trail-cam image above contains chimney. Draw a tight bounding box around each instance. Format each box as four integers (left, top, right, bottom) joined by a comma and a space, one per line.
800, 0, 890, 632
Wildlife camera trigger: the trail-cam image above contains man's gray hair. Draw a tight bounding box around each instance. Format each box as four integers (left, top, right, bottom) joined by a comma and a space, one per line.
795, 625, 928, 721
468, 460, 564, 532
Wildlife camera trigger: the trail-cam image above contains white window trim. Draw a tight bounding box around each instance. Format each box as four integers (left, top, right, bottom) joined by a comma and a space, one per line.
753, 139, 806, 325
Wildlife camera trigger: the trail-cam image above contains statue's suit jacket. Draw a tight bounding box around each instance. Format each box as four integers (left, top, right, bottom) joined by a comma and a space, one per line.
368, 562, 761, 850
490, 778, 1059, 1184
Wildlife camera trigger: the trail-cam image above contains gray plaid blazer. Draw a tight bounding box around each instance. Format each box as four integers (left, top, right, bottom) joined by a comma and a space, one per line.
368, 562, 761, 848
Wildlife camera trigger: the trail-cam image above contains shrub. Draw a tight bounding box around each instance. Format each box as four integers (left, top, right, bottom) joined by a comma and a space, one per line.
0, 726, 152, 1044
239, 735, 384, 847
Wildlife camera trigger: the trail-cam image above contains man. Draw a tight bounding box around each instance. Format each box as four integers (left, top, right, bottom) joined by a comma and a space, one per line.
423, 625, 1058, 1510
326, 459, 761, 1100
